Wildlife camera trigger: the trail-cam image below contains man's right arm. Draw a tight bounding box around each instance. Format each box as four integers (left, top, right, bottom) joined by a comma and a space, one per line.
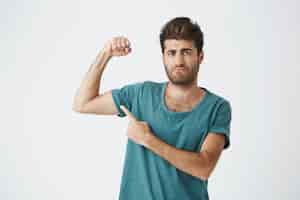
72, 37, 132, 115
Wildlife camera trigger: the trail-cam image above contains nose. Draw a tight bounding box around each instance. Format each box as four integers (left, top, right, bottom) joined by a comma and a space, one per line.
175, 54, 184, 66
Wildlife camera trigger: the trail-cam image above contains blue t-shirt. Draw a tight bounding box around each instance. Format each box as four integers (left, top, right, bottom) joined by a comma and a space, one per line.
111, 81, 232, 200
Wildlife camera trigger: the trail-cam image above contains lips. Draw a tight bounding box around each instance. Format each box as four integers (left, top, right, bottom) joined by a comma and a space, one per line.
175, 67, 186, 72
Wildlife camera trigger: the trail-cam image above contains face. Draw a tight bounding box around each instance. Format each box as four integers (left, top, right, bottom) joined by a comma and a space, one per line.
163, 39, 203, 86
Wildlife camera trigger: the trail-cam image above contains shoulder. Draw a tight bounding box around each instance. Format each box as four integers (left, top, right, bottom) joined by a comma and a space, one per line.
115, 80, 164, 97
205, 88, 230, 105
124, 80, 162, 88
141, 80, 165, 92
142, 80, 164, 87
203, 88, 232, 114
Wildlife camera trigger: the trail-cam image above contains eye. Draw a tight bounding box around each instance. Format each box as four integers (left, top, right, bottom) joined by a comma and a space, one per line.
183, 50, 192, 55
167, 51, 175, 56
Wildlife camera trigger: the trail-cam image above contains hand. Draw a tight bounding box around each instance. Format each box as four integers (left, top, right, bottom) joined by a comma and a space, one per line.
103, 36, 132, 57
120, 105, 152, 147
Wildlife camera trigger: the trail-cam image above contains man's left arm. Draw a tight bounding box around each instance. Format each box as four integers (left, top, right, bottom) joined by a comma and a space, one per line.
144, 132, 226, 181
120, 105, 227, 181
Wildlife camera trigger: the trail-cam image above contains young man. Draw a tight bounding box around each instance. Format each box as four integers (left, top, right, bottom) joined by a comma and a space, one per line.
73, 17, 232, 200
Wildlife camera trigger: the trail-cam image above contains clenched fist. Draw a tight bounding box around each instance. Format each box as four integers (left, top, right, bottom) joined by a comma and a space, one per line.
103, 36, 132, 57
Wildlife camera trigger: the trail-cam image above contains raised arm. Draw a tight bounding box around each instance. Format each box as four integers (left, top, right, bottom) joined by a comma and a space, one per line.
72, 36, 132, 115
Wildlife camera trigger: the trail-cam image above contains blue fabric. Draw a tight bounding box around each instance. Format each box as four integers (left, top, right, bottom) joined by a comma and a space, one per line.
111, 81, 232, 200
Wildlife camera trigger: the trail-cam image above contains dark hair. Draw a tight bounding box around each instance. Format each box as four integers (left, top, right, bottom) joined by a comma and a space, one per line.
159, 17, 204, 54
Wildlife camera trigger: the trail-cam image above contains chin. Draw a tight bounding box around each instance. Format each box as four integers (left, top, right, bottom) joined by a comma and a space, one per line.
169, 78, 195, 86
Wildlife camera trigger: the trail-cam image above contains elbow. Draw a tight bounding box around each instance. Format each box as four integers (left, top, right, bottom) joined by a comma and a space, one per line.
72, 98, 82, 113
72, 104, 85, 113
195, 164, 212, 181
196, 150, 217, 181
72, 106, 82, 113
196, 171, 210, 181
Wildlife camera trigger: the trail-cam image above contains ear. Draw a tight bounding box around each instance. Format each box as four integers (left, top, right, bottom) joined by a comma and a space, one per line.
198, 51, 204, 63
162, 52, 167, 65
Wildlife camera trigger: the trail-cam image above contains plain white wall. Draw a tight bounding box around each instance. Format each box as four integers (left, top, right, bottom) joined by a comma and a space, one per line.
1, 0, 299, 199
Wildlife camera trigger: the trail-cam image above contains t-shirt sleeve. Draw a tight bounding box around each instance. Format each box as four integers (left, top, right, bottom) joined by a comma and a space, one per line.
208, 100, 232, 149
111, 82, 144, 117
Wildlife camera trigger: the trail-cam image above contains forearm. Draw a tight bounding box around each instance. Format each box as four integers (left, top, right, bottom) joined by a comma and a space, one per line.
73, 50, 111, 110
144, 133, 210, 180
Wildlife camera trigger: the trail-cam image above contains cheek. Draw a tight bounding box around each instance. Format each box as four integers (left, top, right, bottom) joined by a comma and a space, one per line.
163, 59, 173, 68
162, 56, 169, 66
181, 58, 192, 66
186, 57, 198, 65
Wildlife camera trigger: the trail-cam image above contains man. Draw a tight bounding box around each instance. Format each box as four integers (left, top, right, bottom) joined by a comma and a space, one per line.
73, 17, 232, 200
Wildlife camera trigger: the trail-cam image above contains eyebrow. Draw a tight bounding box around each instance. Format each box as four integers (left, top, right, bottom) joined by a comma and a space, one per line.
167, 48, 193, 52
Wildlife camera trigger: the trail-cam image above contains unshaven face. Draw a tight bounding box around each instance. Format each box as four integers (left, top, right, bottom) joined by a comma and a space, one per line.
163, 39, 203, 86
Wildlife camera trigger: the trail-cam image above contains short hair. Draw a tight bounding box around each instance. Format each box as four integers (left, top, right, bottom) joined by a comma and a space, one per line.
159, 17, 204, 54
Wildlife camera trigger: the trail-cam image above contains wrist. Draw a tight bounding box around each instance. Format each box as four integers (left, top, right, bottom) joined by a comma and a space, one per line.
99, 49, 112, 60
93, 50, 112, 68
143, 131, 154, 148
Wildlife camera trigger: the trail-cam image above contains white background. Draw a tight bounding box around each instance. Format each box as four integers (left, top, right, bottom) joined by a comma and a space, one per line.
1, 0, 299, 199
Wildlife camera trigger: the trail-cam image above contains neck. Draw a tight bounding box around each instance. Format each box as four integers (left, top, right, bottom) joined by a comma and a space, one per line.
165, 80, 202, 103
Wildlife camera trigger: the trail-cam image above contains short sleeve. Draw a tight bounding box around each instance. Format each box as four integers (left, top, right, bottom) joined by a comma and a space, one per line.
111, 82, 144, 117
208, 100, 232, 149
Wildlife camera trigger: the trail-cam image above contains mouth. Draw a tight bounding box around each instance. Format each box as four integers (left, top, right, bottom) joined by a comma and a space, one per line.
174, 67, 186, 72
